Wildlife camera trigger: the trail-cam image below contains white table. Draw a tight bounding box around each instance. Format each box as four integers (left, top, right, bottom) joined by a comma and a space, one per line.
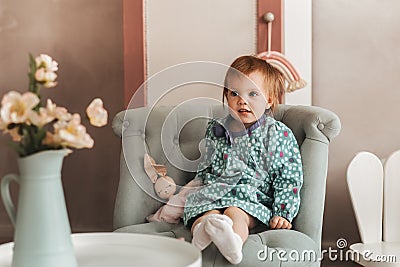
0, 232, 201, 267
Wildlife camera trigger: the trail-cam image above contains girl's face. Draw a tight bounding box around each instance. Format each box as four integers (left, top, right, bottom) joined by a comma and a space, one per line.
226, 71, 271, 128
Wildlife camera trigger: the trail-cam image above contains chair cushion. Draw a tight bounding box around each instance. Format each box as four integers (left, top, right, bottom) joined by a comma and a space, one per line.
115, 222, 320, 267
115, 221, 192, 241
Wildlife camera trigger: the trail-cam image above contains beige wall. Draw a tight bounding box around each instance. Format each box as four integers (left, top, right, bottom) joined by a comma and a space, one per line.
284, 0, 312, 106
144, 0, 257, 106
313, 0, 400, 247
0, 0, 124, 240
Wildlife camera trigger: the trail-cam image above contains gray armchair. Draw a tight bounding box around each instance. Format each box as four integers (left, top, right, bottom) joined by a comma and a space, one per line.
112, 104, 341, 267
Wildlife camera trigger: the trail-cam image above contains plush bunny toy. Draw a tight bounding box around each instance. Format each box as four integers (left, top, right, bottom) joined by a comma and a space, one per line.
144, 154, 176, 200
143, 153, 202, 223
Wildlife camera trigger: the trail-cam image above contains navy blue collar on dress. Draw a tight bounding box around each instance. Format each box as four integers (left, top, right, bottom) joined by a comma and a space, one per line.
213, 109, 272, 143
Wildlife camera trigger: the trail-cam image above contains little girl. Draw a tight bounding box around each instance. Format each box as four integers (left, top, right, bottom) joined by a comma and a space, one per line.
183, 55, 303, 264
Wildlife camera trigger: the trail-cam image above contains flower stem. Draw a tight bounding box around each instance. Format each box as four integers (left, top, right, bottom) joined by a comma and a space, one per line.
28, 53, 41, 110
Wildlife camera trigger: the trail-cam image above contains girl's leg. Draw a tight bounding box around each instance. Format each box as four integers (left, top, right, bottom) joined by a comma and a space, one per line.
191, 210, 221, 250
203, 207, 254, 264
223, 206, 256, 242
191, 209, 221, 234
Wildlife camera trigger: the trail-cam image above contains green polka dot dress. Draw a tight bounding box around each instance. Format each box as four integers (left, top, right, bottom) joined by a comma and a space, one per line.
183, 112, 303, 227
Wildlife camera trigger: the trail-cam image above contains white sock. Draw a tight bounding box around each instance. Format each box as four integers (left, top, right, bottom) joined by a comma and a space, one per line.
191, 214, 229, 250
191, 222, 211, 250
204, 214, 243, 264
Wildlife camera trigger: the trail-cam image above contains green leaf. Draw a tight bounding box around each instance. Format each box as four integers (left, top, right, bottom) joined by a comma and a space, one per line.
32, 127, 46, 150
28, 53, 42, 110
28, 54, 38, 92
8, 141, 26, 157
21, 126, 34, 155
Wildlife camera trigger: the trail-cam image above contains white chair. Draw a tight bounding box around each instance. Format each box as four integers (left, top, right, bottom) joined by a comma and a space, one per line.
347, 151, 400, 266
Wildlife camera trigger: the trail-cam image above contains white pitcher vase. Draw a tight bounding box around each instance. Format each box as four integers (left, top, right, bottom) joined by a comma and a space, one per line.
0, 149, 77, 267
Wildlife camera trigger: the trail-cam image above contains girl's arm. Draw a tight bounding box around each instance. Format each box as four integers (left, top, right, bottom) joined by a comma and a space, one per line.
269, 123, 303, 223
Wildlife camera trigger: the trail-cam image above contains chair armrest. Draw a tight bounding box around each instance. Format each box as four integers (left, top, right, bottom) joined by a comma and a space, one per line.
112, 107, 150, 138
274, 105, 341, 249
274, 104, 341, 145
112, 107, 166, 229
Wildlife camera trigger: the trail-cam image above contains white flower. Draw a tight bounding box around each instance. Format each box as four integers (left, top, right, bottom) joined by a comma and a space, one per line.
86, 98, 108, 127
53, 114, 94, 149
35, 54, 58, 72
34, 54, 58, 89
44, 99, 71, 122
28, 110, 53, 127
1, 53, 106, 156
35, 68, 57, 82
43, 81, 57, 88
35, 68, 58, 88
0, 91, 40, 124
34, 68, 46, 81
44, 72, 57, 81
29, 100, 71, 127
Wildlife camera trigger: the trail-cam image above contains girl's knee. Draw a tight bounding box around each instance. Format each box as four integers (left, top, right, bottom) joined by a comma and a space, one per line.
191, 210, 221, 233
204, 210, 222, 216
223, 207, 255, 227
223, 206, 245, 218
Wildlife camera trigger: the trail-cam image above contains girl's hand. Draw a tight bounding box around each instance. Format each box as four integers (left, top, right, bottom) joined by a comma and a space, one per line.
269, 216, 292, 230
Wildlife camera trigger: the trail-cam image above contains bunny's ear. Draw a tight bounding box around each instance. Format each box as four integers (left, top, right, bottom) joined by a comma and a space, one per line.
153, 164, 167, 177
144, 154, 159, 183
144, 154, 168, 183
347, 151, 383, 243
